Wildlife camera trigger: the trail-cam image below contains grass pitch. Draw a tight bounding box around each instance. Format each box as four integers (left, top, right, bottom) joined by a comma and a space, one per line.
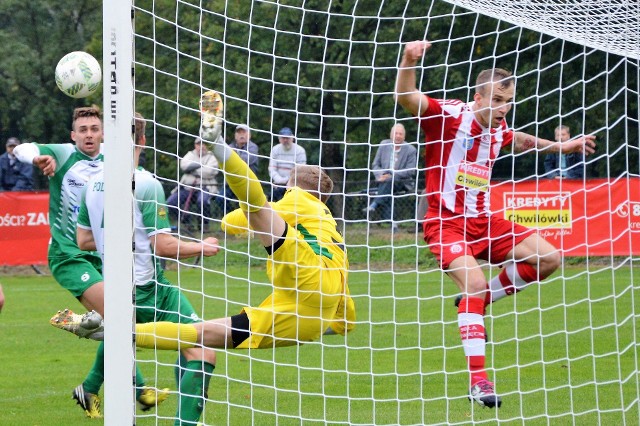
1, 228, 639, 425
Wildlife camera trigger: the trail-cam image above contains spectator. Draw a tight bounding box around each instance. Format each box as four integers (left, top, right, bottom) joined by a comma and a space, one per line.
363, 123, 418, 229
544, 125, 585, 179
268, 127, 307, 201
0, 137, 34, 191
216, 124, 260, 213
166, 137, 219, 230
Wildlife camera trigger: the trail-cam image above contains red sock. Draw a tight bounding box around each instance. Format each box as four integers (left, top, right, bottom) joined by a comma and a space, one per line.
488, 262, 541, 304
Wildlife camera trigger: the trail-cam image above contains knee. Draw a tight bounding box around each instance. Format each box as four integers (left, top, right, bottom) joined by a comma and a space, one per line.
539, 249, 561, 278
202, 348, 216, 365
182, 347, 216, 365
466, 277, 488, 296
377, 181, 391, 192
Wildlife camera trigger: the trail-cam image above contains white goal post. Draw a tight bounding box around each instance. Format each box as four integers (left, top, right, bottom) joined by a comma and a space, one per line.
103, 0, 135, 424
103, 1, 640, 424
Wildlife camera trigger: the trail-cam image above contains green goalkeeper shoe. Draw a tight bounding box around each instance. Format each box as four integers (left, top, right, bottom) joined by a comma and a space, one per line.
50, 309, 104, 340
137, 386, 170, 412
73, 384, 102, 419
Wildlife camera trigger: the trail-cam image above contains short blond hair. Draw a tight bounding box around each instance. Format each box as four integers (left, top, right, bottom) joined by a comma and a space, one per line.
475, 68, 514, 95
290, 165, 333, 203
134, 112, 146, 143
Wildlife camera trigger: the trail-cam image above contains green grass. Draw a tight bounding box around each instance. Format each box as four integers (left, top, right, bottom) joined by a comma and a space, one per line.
1, 230, 640, 425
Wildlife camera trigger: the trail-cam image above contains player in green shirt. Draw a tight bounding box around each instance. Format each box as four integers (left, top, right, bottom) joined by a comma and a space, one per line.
68, 113, 219, 425
14, 107, 167, 418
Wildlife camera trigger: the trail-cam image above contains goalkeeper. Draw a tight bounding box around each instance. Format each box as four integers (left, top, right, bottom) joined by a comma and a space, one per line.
61, 91, 354, 351
135, 91, 355, 349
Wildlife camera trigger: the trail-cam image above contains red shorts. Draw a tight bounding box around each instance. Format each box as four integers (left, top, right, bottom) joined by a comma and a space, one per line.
423, 211, 534, 270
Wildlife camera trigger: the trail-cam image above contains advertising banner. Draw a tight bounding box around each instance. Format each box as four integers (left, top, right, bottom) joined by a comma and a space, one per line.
490, 178, 640, 256
0, 191, 49, 265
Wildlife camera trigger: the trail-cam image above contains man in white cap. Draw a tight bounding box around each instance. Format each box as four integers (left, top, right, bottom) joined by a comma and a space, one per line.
268, 127, 307, 201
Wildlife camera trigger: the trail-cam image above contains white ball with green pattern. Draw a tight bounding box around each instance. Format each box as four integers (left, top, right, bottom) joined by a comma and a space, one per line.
55, 51, 102, 98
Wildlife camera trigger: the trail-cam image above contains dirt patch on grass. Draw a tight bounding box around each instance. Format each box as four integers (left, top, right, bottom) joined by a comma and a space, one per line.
0, 265, 50, 276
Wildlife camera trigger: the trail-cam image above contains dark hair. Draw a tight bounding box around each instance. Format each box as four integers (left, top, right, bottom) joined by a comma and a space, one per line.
72, 105, 102, 130
475, 68, 514, 95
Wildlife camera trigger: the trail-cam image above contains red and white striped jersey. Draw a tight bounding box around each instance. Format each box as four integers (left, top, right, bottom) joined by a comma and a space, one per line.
418, 97, 513, 217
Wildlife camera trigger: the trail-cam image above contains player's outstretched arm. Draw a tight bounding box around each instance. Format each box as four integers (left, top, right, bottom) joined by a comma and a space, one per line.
395, 40, 432, 117
151, 233, 219, 259
199, 90, 286, 247
514, 132, 596, 156
14, 143, 57, 177
560, 135, 597, 155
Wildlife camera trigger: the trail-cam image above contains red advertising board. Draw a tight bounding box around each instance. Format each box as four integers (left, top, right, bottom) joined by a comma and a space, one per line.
1, 179, 639, 265
490, 177, 640, 256
0, 191, 50, 265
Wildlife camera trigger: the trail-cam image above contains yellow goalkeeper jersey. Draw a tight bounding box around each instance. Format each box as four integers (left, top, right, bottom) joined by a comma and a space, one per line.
222, 186, 346, 263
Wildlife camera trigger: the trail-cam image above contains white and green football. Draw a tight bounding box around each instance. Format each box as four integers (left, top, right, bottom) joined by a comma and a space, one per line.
55, 51, 102, 98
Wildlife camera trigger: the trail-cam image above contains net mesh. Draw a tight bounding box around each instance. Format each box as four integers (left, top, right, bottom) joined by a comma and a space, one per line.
445, 0, 640, 60
121, 1, 640, 424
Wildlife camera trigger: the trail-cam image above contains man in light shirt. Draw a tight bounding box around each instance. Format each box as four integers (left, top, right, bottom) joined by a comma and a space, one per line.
268, 127, 307, 201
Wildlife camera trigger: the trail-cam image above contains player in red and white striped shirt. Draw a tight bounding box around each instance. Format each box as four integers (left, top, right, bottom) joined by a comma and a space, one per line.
396, 40, 596, 409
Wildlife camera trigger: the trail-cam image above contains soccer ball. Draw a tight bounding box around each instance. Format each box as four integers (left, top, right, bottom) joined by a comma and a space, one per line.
55, 51, 102, 98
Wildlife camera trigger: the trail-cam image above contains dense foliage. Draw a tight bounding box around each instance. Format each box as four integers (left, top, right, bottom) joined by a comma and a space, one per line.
1, 0, 637, 193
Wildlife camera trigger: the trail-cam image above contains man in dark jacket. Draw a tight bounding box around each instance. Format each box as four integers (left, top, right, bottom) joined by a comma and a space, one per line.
363, 124, 418, 225
0, 137, 33, 191
544, 126, 585, 179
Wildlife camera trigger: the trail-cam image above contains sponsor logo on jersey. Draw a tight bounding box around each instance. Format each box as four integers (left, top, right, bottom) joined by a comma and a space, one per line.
492, 142, 501, 157
158, 207, 167, 218
456, 161, 490, 190
66, 178, 85, 188
81, 272, 90, 282
462, 138, 474, 150
450, 244, 463, 254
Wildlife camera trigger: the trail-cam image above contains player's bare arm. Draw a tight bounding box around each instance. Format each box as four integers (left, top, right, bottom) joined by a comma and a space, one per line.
77, 227, 97, 251
513, 132, 596, 155
395, 40, 432, 117
33, 155, 57, 177
151, 233, 219, 258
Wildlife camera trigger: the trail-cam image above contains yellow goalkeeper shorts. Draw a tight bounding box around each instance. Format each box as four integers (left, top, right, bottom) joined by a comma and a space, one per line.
236, 223, 350, 349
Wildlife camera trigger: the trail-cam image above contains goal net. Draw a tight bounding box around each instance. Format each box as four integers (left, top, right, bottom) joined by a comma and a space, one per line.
103, 0, 640, 424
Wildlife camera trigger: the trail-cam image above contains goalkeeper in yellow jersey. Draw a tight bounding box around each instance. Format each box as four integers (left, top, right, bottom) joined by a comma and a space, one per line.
58, 91, 355, 350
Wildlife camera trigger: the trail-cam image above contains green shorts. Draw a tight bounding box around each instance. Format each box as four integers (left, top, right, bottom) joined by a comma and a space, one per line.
49, 253, 103, 298
135, 276, 200, 324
